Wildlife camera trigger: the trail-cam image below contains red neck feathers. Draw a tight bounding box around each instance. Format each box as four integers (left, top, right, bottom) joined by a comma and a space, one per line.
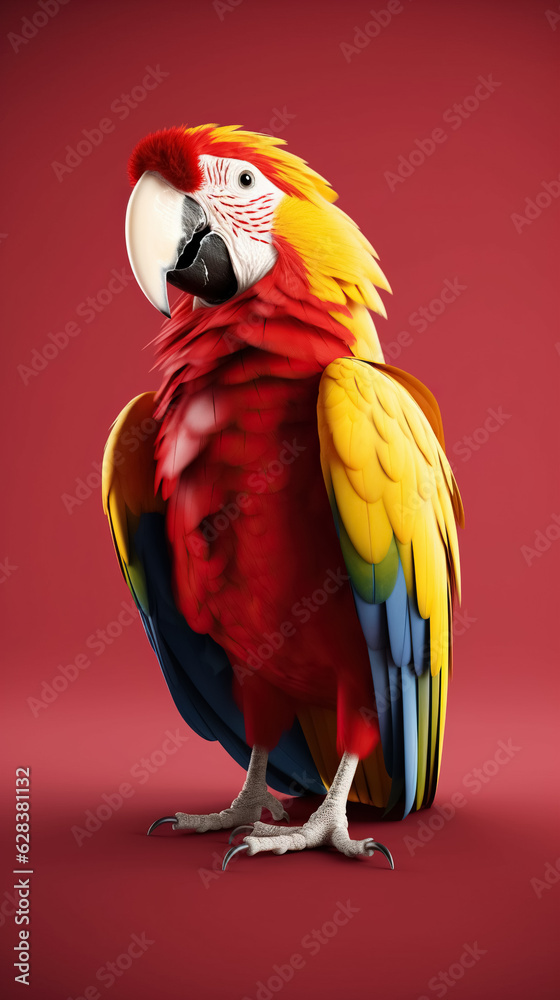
152, 260, 355, 498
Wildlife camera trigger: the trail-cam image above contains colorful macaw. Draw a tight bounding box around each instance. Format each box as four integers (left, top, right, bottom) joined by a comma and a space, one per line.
102, 124, 463, 869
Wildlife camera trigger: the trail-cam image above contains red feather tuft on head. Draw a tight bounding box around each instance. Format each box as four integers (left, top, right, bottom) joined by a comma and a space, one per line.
128, 124, 307, 198
128, 126, 205, 192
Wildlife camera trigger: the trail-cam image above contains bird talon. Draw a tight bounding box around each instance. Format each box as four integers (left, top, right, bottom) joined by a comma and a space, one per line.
222, 843, 249, 871
228, 825, 254, 844
364, 839, 395, 869
146, 816, 178, 836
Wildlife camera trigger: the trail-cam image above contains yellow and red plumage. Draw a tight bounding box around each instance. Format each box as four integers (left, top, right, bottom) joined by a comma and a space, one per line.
103, 124, 463, 826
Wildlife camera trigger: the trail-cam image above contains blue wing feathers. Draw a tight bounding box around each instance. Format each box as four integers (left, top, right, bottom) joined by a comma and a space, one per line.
409, 594, 430, 676
353, 590, 387, 650
337, 493, 426, 816
319, 363, 459, 816
401, 662, 419, 817
385, 562, 412, 667
368, 647, 393, 777
385, 659, 405, 813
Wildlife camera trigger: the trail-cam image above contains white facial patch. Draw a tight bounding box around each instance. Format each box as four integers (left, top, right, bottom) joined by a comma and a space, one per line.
193, 154, 285, 296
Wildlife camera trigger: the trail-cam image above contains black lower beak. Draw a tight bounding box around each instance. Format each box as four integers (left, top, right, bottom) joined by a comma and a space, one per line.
167, 196, 238, 305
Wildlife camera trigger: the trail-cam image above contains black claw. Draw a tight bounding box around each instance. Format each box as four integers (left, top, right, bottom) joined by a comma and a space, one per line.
365, 839, 395, 869
222, 843, 249, 871
228, 825, 254, 845
146, 816, 177, 836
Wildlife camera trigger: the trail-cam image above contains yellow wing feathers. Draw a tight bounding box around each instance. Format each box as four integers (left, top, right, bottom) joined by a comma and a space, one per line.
102, 393, 164, 609
318, 357, 463, 674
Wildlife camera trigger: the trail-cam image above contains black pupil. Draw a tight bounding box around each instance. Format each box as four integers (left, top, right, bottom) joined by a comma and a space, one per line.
240, 172, 253, 187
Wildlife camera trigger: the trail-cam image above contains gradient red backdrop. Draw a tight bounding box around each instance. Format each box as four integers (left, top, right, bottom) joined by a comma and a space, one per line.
1, 0, 559, 997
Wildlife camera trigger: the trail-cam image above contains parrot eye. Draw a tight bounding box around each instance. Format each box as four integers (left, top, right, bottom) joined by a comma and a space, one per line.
238, 170, 255, 189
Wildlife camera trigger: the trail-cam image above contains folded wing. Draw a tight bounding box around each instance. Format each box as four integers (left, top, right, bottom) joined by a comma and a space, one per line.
314, 358, 464, 816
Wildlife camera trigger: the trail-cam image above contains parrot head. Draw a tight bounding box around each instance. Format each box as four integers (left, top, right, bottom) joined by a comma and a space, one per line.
125, 124, 390, 319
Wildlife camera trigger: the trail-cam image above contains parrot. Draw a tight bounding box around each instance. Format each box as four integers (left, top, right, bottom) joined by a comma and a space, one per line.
102, 124, 464, 870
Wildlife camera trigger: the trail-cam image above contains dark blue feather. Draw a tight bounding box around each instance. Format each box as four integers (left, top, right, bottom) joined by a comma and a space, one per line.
133, 512, 325, 796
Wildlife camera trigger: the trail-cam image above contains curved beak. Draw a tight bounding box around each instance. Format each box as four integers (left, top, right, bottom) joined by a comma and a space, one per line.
125, 171, 237, 315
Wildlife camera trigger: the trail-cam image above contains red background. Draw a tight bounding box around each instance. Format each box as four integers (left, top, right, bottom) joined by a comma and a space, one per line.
1, 0, 559, 997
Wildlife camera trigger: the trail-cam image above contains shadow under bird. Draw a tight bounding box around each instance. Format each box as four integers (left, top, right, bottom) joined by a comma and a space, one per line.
102, 124, 464, 870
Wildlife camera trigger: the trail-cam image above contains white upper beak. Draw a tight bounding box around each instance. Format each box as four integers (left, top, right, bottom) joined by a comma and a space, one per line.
125, 171, 189, 317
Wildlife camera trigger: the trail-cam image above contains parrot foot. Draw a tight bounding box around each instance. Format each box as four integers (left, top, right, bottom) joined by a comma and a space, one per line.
147, 745, 289, 836
222, 752, 394, 870
222, 812, 394, 869
147, 791, 289, 835
171, 787, 289, 834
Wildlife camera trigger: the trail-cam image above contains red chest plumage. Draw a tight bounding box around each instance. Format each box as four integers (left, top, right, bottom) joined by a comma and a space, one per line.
151, 278, 377, 754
